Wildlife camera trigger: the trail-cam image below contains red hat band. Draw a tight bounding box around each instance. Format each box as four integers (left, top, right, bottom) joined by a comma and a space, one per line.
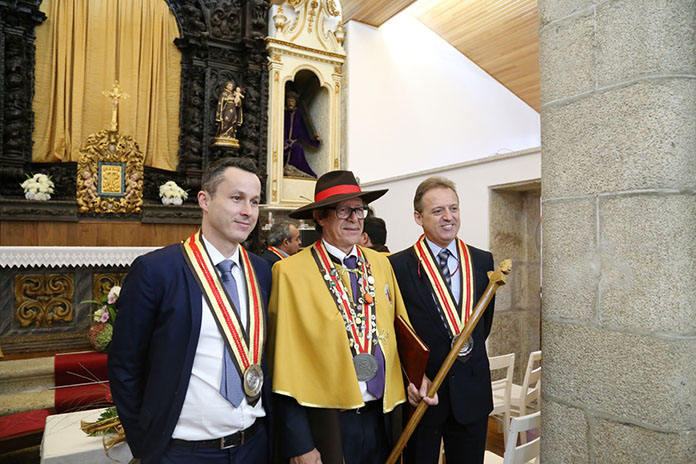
314, 184, 362, 202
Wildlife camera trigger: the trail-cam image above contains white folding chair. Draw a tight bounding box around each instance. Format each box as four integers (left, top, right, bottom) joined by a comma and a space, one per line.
484, 411, 541, 464
488, 353, 515, 445
511, 350, 542, 417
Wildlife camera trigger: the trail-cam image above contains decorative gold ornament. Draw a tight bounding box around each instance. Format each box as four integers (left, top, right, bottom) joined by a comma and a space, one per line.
334, 20, 345, 46
274, 5, 288, 31
326, 0, 340, 17
307, 0, 318, 33
101, 81, 130, 133
93, 273, 126, 301
15, 274, 74, 328
76, 131, 144, 213
77, 82, 144, 214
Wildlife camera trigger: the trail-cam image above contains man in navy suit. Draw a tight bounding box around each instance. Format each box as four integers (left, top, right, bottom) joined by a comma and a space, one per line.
389, 177, 495, 464
108, 158, 272, 464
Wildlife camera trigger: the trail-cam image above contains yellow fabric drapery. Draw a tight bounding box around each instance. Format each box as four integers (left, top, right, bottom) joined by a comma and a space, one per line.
33, 0, 181, 171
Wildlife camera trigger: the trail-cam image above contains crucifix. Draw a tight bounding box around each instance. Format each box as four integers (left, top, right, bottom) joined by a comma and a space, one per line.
102, 81, 130, 132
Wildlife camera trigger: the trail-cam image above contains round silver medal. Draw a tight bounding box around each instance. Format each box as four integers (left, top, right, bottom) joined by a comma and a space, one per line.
353, 353, 378, 382
243, 363, 264, 398
451, 334, 474, 359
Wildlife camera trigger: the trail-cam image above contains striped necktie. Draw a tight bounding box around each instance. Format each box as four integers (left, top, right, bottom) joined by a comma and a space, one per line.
438, 249, 452, 289
216, 259, 245, 407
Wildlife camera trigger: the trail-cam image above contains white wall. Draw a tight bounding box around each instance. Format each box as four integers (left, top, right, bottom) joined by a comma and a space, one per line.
344, 11, 541, 183
362, 148, 541, 253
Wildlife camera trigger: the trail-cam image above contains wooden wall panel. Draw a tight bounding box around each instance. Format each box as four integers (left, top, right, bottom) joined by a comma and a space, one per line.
0, 221, 199, 247
410, 0, 540, 111
342, 0, 416, 26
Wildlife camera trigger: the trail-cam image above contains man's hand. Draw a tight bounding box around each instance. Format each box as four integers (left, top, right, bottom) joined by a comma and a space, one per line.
291, 448, 322, 464
407, 375, 439, 407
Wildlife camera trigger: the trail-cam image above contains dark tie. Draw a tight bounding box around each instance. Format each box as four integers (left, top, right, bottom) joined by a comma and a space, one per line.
343, 255, 384, 398
216, 259, 245, 407
438, 249, 452, 289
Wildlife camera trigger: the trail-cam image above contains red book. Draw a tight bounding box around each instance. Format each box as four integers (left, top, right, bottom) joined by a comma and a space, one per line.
395, 315, 430, 389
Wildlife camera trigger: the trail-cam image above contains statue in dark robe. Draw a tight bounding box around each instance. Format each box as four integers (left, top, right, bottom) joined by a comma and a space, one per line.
284, 94, 320, 178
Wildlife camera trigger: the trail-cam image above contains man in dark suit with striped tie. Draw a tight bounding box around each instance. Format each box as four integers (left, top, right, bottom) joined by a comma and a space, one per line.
108, 158, 272, 464
389, 177, 495, 464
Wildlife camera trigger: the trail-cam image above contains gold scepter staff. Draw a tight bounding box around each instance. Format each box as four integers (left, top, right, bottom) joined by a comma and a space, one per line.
386, 259, 512, 464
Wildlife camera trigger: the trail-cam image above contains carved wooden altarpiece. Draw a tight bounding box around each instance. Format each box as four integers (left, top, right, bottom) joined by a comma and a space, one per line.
0, 0, 270, 357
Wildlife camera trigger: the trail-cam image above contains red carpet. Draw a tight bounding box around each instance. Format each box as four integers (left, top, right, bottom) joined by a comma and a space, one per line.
53, 352, 112, 413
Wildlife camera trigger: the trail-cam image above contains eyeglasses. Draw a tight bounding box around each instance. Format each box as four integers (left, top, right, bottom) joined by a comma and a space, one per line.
329, 205, 369, 219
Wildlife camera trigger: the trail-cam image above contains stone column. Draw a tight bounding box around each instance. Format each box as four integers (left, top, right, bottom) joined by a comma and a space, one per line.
539, 0, 695, 462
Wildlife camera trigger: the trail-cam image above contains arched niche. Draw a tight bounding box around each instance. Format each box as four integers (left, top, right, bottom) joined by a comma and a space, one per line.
265, 0, 346, 209
283, 69, 331, 178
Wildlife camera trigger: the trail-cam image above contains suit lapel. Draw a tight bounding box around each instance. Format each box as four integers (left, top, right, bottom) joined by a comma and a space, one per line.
183, 263, 203, 353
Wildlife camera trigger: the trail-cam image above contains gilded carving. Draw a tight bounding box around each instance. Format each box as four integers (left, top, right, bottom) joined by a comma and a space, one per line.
76, 82, 144, 214
15, 274, 74, 328
93, 273, 127, 301
326, 0, 340, 16
100, 163, 124, 194
76, 131, 144, 214
307, 1, 318, 33
267, 38, 346, 59
102, 81, 130, 133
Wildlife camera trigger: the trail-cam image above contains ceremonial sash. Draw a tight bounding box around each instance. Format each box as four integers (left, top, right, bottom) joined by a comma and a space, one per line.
267, 246, 286, 260
181, 231, 265, 379
413, 235, 474, 337
311, 241, 378, 357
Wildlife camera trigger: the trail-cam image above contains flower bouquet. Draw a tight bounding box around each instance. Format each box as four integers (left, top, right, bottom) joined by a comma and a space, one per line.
84, 286, 120, 352
159, 180, 188, 205
20, 173, 55, 201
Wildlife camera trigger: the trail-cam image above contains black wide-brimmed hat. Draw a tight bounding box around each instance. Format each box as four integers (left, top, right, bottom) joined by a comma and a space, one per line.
289, 170, 388, 219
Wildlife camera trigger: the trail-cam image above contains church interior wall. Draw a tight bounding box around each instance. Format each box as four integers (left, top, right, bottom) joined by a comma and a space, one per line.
343, 11, 541, 184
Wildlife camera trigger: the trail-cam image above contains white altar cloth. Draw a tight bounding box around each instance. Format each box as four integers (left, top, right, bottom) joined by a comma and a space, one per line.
40, 408, 133, 463
0, 246, 158, 268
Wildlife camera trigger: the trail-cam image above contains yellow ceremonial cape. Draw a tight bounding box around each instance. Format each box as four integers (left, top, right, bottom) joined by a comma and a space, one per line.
269, 244, 409, 412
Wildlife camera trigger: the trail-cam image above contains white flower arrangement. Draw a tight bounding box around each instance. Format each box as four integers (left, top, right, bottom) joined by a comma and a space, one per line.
159, 180, 188, 206
20, 173, 55, 201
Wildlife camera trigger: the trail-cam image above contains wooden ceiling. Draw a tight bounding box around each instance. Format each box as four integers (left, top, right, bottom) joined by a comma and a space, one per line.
342, 0, 540, 111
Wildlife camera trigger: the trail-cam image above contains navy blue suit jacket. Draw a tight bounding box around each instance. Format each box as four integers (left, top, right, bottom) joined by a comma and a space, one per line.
108, 243, 272, 464
389, 244, 495, 426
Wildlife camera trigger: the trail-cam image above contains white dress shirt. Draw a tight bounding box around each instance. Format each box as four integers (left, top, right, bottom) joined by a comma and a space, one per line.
172, 235, 265, 440
323, 240, 377, 403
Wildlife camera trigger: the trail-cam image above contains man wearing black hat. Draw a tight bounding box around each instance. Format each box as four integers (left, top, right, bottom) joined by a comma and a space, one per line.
269, 170, 436, 464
